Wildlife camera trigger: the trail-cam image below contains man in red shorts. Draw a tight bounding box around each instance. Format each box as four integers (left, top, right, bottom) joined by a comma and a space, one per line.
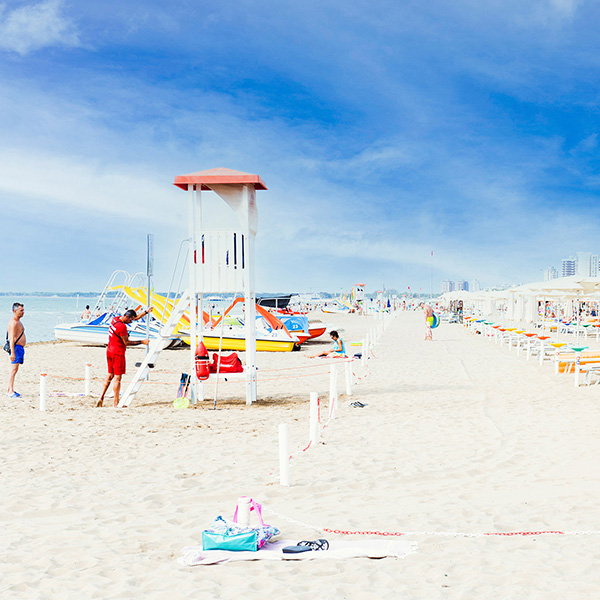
96, 308, 152, 407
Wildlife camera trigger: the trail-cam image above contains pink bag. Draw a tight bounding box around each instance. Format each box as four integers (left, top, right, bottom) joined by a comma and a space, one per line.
232, 499, 279, 549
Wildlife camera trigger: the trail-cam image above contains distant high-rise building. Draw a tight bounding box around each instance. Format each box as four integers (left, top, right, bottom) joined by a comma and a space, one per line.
441, 280, 454, 293
575, 252, 599, 277
562, 257, 576, 277
456, 280, 469, 291
544, 267, 558, 281
469, 279, 480, 292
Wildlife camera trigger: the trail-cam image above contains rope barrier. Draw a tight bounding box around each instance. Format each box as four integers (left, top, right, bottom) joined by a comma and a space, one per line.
44, 373, 86, 381
42, 369, 335, 391
261, 506, 600, 538
352, 364, 372, 381
155, 358, 354, 376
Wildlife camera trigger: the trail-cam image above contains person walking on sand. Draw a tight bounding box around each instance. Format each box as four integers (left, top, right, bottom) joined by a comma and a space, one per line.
96, 307, 152, 407
310, 330, 346, 358
421, 302, 434, 341
6, 302, 26, 397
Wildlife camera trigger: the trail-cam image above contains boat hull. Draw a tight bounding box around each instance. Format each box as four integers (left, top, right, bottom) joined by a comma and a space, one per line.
54, 323, 172, 346
181, 334, 297, 352
308, 326, 327, 339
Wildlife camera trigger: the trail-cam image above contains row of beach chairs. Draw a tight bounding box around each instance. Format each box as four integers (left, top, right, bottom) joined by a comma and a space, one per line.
463, 317, 600, 387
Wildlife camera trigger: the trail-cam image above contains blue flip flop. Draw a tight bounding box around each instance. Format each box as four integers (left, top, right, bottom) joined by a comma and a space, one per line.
282, 539, 329, 554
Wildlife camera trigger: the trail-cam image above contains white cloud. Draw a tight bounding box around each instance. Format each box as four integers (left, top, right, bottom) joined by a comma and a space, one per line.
571, 133, 598, 154
0, 147, 183, 222
548, 0, 580, 18
0, 0, 81, 55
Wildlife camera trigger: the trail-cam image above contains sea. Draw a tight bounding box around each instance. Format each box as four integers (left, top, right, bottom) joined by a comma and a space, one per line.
1, 295, 98, 343
0, 294, 241, 343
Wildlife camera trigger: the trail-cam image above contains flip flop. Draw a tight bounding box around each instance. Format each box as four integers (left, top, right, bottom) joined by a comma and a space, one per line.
282, 539, 329, 554
350, 401, 366, 408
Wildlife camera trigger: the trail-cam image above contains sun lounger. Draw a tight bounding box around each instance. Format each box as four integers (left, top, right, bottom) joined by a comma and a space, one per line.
580, 364, 600, 385
557, 353, 600, 374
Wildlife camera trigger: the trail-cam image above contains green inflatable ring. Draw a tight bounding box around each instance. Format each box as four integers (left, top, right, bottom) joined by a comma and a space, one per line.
173, 396, 190, 409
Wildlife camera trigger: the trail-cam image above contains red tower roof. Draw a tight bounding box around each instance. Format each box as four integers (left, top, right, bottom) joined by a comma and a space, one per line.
174, 167, 267, 191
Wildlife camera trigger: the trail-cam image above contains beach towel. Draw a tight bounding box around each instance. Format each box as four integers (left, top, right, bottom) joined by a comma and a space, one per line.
179, 539, 417, 566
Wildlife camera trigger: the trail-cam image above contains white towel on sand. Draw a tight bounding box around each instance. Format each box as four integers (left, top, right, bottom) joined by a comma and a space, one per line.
179, 538, 417, 566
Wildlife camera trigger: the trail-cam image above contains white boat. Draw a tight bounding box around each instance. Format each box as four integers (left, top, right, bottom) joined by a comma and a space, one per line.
54, 320, 166, 345
321, 300, 351, 314
54, 270, 178, 346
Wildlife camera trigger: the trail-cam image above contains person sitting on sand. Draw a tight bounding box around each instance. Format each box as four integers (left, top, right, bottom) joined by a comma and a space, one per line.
311, 330, 346, 358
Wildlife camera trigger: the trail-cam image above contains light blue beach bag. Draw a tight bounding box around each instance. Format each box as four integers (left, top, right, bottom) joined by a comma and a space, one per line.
201, 500, 279, 552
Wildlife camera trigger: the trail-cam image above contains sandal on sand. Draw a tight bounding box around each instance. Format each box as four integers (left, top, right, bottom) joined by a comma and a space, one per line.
350, 401, 366, 408
282, 539, 329, 554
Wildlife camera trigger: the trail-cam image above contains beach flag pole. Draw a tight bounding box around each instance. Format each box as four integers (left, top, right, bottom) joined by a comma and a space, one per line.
145, 233, 154, 381
430, 250, 434, 299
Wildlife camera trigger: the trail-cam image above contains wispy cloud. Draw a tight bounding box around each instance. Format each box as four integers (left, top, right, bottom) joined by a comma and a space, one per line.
0, 0, 81, 55
0, 1, 599, 292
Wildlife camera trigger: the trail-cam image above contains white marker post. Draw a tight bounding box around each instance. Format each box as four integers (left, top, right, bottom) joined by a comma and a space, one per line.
344, 358, 353, 396
278, 423, 290, 487
361, 338, 367, 366
39, 373, 47, 411
309, 392, 319, 446
329, 363, 338, 419
84, 363, 92, 397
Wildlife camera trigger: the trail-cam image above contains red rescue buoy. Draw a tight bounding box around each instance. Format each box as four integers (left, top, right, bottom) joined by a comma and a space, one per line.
195, 341, 210, 380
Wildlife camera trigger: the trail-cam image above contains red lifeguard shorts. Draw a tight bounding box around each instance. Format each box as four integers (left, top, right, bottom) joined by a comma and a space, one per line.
106, 351, 126, 375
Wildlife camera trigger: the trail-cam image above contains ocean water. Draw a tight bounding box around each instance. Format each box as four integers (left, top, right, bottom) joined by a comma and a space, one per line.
1, 296, 98, 343
0, 295, 241, 343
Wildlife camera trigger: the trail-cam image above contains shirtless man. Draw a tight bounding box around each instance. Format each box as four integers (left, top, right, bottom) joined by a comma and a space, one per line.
80, 305, 91, 320
7, 302, 26, 397
96, 307, 152, 407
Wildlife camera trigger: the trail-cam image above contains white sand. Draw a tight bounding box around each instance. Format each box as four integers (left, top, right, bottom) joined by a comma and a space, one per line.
2, 311, 600, 599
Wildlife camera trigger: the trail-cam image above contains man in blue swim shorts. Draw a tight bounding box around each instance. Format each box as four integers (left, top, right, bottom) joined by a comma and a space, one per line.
6, 302, 26, 398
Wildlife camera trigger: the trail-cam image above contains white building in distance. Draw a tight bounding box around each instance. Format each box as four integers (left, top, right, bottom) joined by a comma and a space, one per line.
575, 252, 599, 277
561, 257, 576, 277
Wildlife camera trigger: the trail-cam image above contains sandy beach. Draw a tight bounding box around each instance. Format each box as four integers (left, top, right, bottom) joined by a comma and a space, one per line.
2, 310, 600, 599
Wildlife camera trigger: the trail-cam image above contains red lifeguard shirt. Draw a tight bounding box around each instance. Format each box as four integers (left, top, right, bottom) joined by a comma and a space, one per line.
107, 316, 128, 355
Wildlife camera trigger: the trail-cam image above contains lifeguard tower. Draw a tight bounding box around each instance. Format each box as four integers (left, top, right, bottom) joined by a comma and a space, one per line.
119, 167, 267, 407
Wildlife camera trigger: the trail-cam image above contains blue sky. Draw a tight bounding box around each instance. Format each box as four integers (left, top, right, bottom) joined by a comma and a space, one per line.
1, 0, 599, 294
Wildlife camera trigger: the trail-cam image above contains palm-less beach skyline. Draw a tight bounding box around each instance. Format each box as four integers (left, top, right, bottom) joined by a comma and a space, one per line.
1, 1, 600, 292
